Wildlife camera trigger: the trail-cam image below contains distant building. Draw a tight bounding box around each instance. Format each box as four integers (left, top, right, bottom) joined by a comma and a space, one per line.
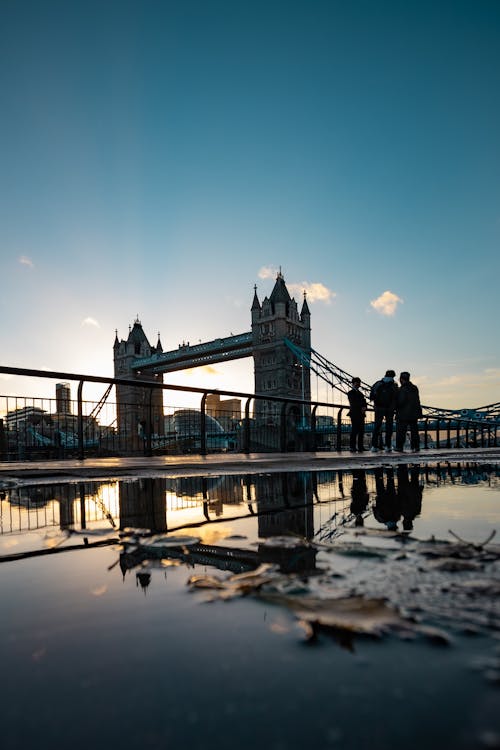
5, 406, 48, 431
206, 393, 241, 430
55, 382, 71, 414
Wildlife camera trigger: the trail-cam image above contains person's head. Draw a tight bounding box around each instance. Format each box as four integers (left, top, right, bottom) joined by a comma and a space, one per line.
385, 369, 396, 378
352, 376, 361, 389
400, 371, 410, 383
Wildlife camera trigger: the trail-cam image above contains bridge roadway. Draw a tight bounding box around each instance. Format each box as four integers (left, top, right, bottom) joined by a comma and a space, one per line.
1, 446, 499, 484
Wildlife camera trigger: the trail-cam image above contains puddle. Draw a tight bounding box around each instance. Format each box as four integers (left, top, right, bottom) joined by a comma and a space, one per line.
0, 462, 499, 750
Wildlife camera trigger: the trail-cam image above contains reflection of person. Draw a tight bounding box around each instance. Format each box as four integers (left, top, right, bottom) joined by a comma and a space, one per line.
370, 370, 399, 452
350, 469, 369, 526
373, 467, 400, 530
397, 464, 423, 532
395, 371, 422, 452
348, 377, 367, 452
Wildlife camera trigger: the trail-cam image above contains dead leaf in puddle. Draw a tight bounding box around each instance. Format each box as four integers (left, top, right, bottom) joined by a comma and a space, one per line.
187, 574, 226, 589
227, 563, 274, 584
161, 558, 182, 568
90, 585, 107, 597
260, 594, 407, 636
187, 564, 277, 598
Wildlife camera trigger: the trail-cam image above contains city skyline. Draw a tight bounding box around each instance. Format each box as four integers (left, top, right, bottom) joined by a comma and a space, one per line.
1, 1, 499, 411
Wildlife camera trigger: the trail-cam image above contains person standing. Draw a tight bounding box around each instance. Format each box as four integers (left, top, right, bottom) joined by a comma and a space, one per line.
395, 371, 422, 452
370, 369, 399, 452
347, 377, 367, 452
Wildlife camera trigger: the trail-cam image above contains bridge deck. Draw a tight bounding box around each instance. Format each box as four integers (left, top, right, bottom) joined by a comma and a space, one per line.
1, 447, 499, 482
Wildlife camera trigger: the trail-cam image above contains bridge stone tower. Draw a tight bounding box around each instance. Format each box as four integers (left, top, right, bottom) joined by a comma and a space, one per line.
113, 318, 164, 446
251, 272, 311, 424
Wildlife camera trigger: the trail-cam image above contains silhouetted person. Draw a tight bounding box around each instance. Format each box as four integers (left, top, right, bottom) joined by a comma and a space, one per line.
373, 467, 400, 530
395, 371, 422, 452
350, 469, 369, 526
397, 464, 423, 532
348, 377, 367, 452
370, 369, 398, 452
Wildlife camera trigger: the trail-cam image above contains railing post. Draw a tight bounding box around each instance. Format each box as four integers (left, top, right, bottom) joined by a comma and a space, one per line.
336, 408, 344, 452
145, 388, 153, 457
423, 418, 429, 449
77, 380, 84, 460
280, 401, 288, 452
200, 393, 207, 456
446, 419, 451, 449
436, 419, 440, 450
465, 421, 470, 447
311, 404, 318, 451
244, 398, 252, 454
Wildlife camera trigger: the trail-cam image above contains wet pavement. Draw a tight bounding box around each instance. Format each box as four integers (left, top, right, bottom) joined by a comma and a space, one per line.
1, 446, 500, 482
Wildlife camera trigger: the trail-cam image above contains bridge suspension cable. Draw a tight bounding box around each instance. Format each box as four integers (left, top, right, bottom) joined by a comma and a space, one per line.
284, 339, 500, 424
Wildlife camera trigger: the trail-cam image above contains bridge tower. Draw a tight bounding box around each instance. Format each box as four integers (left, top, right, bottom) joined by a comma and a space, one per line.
251, 272, 311, 424
113, 318, 164, 447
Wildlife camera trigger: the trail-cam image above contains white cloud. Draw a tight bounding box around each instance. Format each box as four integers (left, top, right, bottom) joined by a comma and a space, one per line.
370, 290, 403, 316
257, 267, 335, 304
19, 255, 34, 270
288, 281, 336, 304
258, 265, 278, 280
81, 317, 100, 328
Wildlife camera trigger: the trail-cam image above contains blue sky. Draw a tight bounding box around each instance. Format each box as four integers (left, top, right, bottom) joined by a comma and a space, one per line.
1, 0, 499, 410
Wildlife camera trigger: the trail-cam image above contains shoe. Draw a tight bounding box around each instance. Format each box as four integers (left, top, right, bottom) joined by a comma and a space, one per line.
411, 448, 420, 453
384, 447, 392, 453
370, 447, 379, 453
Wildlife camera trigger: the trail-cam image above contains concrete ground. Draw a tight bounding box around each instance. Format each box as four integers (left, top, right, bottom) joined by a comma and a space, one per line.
1, 446, 499, 482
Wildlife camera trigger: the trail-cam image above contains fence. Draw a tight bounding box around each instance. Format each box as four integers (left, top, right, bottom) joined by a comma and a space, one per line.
0, 366, 497, 461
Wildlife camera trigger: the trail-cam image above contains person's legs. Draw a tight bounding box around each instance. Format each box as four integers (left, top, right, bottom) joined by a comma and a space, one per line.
357, 419, 365, 451
349, 418, 357, 451
384, 410, 394, 449
372, 409, 383, 449
409, 420, 420, 451
396, 418, 407, 451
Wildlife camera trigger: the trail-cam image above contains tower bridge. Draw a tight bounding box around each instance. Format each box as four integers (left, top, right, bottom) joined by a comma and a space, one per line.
113, 272, 499, 439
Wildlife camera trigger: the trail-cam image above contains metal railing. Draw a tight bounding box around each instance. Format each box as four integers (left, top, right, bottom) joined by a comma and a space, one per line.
0, 366, 497, 461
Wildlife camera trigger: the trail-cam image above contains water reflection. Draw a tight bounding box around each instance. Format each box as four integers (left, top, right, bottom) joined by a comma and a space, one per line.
0, 463, 498, 559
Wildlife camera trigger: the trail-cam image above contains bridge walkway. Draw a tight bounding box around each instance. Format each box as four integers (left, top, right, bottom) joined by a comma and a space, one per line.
1, 447, 499, 482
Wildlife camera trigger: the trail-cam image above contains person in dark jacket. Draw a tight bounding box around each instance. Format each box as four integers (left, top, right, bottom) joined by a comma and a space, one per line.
395, 371, 422, 452
369, 369, 399, 452
347, 376, 367, 452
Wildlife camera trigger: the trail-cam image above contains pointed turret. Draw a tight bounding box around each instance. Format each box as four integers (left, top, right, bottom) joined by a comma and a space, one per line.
113, 329, 120, 349
301, 291, 310, 319
156, 332, 163, 353
251, 285, 260, 311
269, 271, 291, 306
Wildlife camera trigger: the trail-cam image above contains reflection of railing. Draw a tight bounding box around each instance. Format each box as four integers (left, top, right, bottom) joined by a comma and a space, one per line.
0, 365, 498, 462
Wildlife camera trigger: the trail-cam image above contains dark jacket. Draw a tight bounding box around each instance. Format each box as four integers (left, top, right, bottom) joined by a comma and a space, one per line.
347, 388, 367, 418
370, 378, 398, 411
397, 382, 422, 420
